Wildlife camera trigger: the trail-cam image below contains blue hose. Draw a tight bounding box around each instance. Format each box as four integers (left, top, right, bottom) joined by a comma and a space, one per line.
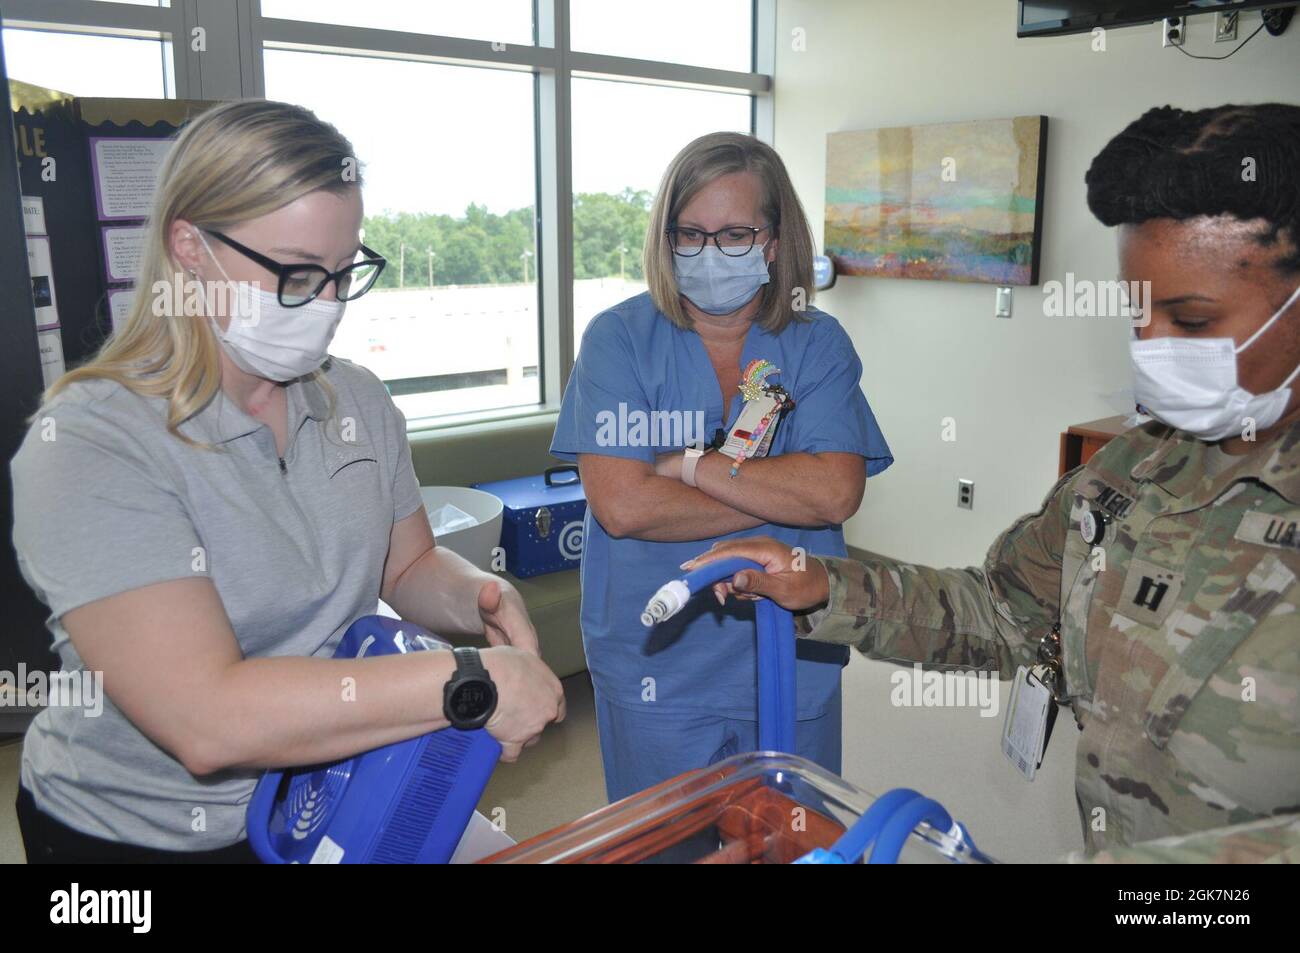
642, 557, 796, 754
823, 787, 923, 863
681, 558, 796, 754
645, 557, 982, 864
867, 796, 953, 865
795, 788, 979, 864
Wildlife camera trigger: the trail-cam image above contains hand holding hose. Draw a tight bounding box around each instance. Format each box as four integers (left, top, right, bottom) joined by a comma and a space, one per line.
681, 536, 830, 610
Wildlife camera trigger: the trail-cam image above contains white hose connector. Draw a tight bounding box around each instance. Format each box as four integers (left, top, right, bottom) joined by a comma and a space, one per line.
641, 580, 691, 627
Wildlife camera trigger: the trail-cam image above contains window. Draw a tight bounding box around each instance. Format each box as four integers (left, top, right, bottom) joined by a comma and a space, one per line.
1, 28, 172, 99
1, 0, 772, 426
259, 0, 534, 46
571, 79, 752, 343
264, 50, 540, 420
570, 0, 752, 71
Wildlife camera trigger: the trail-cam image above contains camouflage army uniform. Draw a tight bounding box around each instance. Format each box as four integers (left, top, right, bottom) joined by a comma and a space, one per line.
801, 419, 1300, 862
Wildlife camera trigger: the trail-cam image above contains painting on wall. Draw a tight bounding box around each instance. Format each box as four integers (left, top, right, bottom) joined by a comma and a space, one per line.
825, 115, 1047, 285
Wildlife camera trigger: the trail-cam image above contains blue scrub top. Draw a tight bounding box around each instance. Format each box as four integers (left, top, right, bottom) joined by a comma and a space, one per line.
551, 292, 893, 721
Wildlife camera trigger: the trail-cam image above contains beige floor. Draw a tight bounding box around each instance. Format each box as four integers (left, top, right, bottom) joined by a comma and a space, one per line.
477, 671, 608, 846
0, 737, 23, 864
0, 672, 607, 863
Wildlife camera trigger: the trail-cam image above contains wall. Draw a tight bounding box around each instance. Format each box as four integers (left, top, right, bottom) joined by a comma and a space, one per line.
773, 0, 1297, 861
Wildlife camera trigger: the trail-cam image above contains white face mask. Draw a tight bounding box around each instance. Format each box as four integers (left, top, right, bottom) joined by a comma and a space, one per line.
199, 232, 345, 382
673, 242, 771, 315
1130, 283, 1300, 441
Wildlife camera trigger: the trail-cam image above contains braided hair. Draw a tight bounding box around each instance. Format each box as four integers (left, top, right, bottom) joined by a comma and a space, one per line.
1085, 104, 1300, 273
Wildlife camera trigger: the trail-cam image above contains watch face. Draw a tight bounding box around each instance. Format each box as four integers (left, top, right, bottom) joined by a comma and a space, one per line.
449, 679, 495, 722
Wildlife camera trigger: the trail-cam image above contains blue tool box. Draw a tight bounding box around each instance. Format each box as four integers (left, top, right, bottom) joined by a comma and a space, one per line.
472, 465, 586, 578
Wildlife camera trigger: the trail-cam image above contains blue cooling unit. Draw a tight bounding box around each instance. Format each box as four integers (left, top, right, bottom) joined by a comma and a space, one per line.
246, 615, 501, 864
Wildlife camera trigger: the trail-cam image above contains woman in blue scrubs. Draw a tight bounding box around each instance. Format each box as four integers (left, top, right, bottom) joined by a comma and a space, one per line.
551, 132, 893, 801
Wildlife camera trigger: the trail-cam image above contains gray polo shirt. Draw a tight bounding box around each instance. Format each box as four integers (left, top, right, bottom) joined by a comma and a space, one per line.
11, 356, 424, 851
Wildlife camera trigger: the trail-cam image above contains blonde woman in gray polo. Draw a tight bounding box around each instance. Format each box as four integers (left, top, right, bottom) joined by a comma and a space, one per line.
10, 101, 564, 863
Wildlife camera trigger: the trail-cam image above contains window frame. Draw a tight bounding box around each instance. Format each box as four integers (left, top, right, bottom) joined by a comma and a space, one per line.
0, 0, 776, 431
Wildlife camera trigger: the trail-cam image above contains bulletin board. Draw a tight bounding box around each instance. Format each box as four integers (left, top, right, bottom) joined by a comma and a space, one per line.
10, 82, 216, 377
1, 70, 215, 692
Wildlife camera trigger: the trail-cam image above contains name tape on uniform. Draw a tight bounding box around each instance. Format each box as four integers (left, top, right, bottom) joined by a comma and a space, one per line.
1234, 511, 1300, 552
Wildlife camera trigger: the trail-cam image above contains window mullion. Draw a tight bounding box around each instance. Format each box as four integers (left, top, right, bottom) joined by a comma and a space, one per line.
172, 0, 251, 100
536, 0, 574, 404
753, 0, 775, 142
238, 0, 264, 97
0, 0, 178, 34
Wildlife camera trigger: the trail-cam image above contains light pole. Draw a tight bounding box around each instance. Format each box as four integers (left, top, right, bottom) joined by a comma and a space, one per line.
619, 245, 628, 282
521, 248, 533, 284
399, 242, 405, 290
427, 248, 435, 288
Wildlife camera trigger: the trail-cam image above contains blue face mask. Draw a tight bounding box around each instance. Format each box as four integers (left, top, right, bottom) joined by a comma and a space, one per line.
673, 243, 771, 315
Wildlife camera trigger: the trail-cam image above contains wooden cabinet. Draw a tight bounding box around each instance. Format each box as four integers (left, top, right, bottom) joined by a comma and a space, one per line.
1059, 415, 1131, 477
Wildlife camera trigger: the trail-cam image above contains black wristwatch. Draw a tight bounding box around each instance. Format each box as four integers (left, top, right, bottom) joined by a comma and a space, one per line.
443, 646, 498, 730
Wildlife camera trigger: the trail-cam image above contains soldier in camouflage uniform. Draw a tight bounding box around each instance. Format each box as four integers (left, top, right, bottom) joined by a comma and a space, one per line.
683, 104, 1300, 862
707, 418, 1299, 862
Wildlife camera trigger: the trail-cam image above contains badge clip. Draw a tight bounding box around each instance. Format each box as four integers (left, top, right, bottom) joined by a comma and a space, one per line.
719, 359, 794, 476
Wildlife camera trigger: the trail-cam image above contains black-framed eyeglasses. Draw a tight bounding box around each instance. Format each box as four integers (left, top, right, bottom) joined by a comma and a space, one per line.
666, 223, 773, 258
203, 230, 387, 307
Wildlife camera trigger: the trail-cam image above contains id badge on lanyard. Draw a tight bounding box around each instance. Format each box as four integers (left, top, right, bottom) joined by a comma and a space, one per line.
718, 358, 794, 476
1001, 624, 1064, 781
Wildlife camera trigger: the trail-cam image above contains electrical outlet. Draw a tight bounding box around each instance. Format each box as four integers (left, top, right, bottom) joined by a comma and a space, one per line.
995, 286, 1013, 318
1215, 11, 1239, 42
1162, 16, 1185, 47
958, 479, 974, 510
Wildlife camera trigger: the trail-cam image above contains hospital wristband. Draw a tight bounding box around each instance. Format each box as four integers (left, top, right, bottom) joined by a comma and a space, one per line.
682, 447, 708, 487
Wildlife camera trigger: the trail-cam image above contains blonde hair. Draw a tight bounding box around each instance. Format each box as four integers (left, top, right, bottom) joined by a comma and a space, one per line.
644, 132, 816, 333
42, 99, 361, 444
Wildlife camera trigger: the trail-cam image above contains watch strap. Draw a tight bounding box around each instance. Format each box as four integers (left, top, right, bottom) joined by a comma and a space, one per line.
452, 645, 487, 677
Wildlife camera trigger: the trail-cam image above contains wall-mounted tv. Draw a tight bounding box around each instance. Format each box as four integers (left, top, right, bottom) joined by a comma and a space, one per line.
1019, 1, 1289, 37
